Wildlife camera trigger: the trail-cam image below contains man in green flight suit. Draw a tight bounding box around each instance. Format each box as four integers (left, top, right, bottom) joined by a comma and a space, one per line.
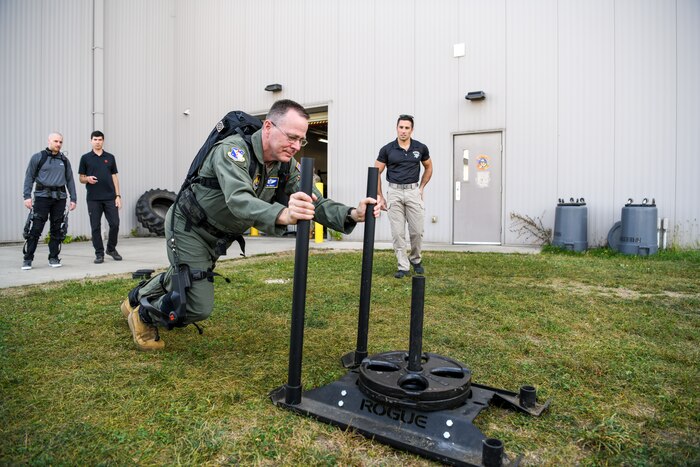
121, 99, 379, 351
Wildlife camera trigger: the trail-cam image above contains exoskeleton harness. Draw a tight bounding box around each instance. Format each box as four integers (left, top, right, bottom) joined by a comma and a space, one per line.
137, 111, 290, 331
22, 205, 70, 256
23, 151, 72, 255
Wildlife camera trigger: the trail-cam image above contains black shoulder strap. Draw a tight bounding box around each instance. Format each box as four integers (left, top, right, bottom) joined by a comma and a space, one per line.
274, 161, 291, 206
248, 153, 260, 180
34, 151, 49, 179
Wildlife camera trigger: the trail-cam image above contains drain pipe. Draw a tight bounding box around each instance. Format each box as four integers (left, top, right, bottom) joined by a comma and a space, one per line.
661, 218, 669, 249
92, 0, 105, 131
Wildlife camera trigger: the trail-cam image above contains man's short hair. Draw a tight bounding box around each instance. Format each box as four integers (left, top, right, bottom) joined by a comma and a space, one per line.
397, 114, 414, 128
267, 99, 310, 122
91, 130, 105, 139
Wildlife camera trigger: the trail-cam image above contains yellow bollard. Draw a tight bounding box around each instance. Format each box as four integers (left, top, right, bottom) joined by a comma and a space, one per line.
250, 227, 259, 237
315, 182, 324, 243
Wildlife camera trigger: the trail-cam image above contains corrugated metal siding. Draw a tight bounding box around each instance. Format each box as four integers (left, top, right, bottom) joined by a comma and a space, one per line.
415, 0, 461, 243
330, 0, 379, 240
105, 0, 176, 235
2, 0, 698, 248
557, 0, 615, 246
457, 0, 507, 132
504, 0, 559, 244
675, 0, 700, 246
0, 0, 93, 243
614, 0, 677, 234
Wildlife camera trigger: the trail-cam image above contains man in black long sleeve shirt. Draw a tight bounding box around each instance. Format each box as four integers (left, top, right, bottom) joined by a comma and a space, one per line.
22, 132, 77, 269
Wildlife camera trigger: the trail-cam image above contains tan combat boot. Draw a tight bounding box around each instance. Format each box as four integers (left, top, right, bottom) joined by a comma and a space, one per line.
127, 306, 165, 351
120, 299, 133, 320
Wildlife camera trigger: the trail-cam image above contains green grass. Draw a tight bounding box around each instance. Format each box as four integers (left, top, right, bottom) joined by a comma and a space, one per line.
1, 249, 699, 466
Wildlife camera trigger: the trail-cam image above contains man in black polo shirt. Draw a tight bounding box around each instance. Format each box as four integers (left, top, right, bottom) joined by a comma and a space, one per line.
375, 115, 433, 278
79, 131, 123, 263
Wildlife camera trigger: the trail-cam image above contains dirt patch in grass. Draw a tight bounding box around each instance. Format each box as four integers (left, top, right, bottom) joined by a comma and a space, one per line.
545, 279, 700, 300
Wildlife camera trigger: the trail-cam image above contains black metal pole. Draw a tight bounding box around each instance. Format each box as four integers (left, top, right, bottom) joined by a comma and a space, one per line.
284, 157, 314, 405
352, 167, 379, 366
407, 275, 425, 372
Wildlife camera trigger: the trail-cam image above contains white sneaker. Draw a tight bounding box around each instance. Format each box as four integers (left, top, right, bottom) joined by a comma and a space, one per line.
48, 258, 62, 268
22, 260, 32, 270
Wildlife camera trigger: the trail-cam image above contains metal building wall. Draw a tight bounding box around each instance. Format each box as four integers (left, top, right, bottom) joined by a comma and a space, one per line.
104, 0, 176, 234
675, 0, 700, 246
2, 0, 698, 247
1, 0, 94, 243
557, 0, 616, 246
504, 0, 560, 245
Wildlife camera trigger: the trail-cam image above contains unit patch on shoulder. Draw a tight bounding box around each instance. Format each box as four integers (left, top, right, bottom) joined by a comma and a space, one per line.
226, 147, 246, 163
265, 177, 279, 188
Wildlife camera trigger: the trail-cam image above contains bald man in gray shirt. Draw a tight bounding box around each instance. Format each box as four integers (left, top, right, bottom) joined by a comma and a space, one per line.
22, 132, 77, 270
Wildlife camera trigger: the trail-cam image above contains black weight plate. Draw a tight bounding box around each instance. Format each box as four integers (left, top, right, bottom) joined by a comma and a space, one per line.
358, 351, 472, 411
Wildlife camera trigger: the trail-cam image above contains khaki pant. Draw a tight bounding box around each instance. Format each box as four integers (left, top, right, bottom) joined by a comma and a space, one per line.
387, 187, 424, 271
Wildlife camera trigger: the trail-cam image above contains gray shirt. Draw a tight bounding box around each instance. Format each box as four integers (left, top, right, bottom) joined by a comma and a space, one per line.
23, 150, 78, 202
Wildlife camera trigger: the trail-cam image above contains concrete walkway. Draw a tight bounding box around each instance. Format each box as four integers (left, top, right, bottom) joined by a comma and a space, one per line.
0, 236, 538, 289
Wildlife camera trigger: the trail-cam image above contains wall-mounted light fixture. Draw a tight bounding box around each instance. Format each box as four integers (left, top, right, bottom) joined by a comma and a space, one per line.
465, 91, 486, 101
265, 83, 283, 92
183, 108, 191, 116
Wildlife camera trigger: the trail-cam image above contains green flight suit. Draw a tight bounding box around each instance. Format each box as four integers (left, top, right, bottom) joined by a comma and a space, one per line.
135, 129, 356, 326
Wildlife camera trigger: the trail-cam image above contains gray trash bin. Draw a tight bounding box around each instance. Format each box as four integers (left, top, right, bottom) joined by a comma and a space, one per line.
552, 198, 588, 252
617, 198, 658, 256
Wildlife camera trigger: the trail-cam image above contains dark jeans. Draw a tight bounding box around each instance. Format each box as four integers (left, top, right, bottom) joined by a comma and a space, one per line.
88, 199, 120, 256
24, 196, 66, 261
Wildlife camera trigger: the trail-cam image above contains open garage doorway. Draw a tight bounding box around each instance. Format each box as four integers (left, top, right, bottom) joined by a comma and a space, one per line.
254, 106, 328, 188
300, 107, 328, 192
254, 106, 328, 237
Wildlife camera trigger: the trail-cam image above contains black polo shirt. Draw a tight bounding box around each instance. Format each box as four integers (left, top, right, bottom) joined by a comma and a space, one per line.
377, 139, 430, 184
78, 151, 119, 201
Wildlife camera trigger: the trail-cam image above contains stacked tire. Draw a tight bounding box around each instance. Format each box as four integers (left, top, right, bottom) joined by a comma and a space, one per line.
135, 189, 177, 236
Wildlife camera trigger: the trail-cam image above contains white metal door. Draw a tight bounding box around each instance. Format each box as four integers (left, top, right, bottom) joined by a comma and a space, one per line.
453, 132, 503, 244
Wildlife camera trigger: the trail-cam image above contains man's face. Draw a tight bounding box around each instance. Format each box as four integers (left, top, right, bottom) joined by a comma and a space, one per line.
397, 119, 413, 142
266, 110, 309, 163
47, 134, 63, 153
91, 136, 104, 152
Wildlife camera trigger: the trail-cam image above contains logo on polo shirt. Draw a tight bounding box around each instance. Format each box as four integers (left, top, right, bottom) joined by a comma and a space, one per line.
412, 151, 420, 159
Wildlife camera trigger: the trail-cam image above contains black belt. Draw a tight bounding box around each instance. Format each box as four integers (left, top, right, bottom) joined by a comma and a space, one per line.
35, 184, 66, 192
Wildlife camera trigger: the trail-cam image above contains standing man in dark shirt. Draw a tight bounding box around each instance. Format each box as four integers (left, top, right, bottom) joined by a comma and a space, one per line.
78, 131, 123, 263
375, 115, 432, 278
22, 132, 78, 270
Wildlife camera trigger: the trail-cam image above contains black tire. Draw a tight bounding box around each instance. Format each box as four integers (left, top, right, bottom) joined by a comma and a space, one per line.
135, 189, 177, 236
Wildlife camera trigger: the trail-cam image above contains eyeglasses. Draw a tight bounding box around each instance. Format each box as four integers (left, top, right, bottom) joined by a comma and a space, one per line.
270, 121, 308, 147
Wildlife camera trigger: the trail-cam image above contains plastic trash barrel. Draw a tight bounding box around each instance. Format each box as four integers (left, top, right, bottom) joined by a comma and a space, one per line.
552, 198, 588, 252
617, 198, 658, 256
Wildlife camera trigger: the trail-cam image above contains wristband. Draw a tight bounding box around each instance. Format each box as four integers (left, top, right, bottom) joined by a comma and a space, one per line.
115, 195, 121, 198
